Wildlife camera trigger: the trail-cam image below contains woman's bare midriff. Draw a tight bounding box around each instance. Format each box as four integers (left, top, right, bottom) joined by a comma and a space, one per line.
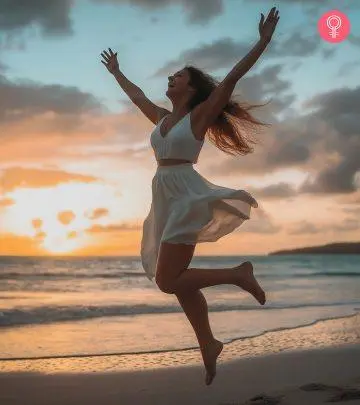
157, 159, 192, 166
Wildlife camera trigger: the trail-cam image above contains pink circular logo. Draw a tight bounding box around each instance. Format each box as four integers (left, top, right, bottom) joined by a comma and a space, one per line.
318, 10, 351, 43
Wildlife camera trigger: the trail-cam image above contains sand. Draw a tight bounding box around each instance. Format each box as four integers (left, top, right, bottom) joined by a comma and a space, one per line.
1, 314, 360, 405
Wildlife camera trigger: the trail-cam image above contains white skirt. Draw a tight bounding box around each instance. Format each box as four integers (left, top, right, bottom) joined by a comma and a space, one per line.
140, 163, 258, 281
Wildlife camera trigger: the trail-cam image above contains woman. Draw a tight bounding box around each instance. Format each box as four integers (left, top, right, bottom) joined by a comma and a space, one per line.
101, 7, 280, 385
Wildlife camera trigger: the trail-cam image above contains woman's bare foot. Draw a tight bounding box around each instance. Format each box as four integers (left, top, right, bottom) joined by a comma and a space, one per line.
200, 339, 223, 386
234, 261, 266, 305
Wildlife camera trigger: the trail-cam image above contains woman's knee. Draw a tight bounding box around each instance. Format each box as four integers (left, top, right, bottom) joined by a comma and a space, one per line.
155, 274, 176, 294
154, 242, 195, 294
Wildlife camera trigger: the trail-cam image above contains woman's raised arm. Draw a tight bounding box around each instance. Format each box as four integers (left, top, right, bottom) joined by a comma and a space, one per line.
101, 48, 169, 125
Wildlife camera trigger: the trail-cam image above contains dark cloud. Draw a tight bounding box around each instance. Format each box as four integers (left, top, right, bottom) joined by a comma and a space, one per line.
266, 140, 310, 167
0, 0, 73, 35
322, 48, 337, 60
337, 60, 360, 76
153, 38, 250, 76
153, 33, 324, 77
245, 0, 355, 9
348, 34, 360, 47
91, 0, 223, 25
0, 74, 104, 123
271, 32, 319, 57
296, 87, 360, 195
300, 143, 360, 194
206, 70, 360, 200
234, 64, 295, 109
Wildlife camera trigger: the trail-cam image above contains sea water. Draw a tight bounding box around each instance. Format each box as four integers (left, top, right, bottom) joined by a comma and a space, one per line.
0, 254, 359, 360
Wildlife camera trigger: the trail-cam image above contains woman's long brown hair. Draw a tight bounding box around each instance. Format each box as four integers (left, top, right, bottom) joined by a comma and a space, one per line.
186, 65, 271, 156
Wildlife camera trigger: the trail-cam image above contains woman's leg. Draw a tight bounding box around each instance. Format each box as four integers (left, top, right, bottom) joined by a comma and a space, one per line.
175, 289, 223, 385
155, 242, 223, 385
156, 242, 265, 305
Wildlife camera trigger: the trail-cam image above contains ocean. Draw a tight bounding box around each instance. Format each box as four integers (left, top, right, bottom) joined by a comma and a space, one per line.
1, 254, 359, 361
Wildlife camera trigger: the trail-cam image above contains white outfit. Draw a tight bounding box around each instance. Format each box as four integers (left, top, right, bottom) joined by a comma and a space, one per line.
140, 112, 258, 281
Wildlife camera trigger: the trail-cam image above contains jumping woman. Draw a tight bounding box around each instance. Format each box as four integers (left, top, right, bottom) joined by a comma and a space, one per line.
101, 7, 280, 386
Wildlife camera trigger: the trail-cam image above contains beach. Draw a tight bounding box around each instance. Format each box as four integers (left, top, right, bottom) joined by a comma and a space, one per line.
1, 313, 359, 405
1, 255, 359, 404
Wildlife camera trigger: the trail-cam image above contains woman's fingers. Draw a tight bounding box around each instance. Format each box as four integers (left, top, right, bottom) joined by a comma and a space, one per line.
101, 51, 109, 61
102, 50, 111, 59
100, 49, 118, 72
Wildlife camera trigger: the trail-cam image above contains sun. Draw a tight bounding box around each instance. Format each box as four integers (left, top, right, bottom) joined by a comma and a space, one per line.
41, 234, 84, 254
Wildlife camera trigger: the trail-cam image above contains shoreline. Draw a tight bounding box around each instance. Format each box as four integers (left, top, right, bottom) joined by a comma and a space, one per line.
1, 309, 359, 362
1, 312, 359, 374
1, 313, 359, 404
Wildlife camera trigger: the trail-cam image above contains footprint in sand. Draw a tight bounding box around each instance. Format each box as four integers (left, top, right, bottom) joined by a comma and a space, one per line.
244, 393, 283, 404
299, 382, 360, 402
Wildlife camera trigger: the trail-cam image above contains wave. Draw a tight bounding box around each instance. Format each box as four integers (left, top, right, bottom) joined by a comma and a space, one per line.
1, 311, 359, 362
1, 301, 360, 328
1, 270, 359, 281
0, 271, 145, 280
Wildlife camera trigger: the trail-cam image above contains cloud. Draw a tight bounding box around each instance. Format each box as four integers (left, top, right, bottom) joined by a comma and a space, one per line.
0, 197, 15, 207
300, 143, 360, 194
86, 208, 110, 220
91, 0, 224, 25
57, 210, 76, 225
86, 222, 141, 233
330, 218, 360, 232
32, 218, 43, 229
245, 0, 355, 10
266, 140, 310, 167
0, 74, 104, 122
348, 34, 360, 47
248, 182, 297, 199
209, 70, 360, 199
0, 0, 224, 44
337, 60, 360, 76
297, 86, 360, 194
0, 0, 73, 35
0, 232, 47, 255
287, 218, 360, 235
240, 207, 282, 234
0, 167, 99, 193
153, 38, 250, 76
288, 221, 322, 235
153, 33, 323, 77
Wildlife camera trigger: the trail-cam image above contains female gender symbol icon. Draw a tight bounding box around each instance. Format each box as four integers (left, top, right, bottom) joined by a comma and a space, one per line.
318, 9, 350, 43
327, 15, 342, 38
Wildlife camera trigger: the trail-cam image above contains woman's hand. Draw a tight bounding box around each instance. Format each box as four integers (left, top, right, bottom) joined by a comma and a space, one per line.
259, 7, 280, 44
101, 48, 119, 75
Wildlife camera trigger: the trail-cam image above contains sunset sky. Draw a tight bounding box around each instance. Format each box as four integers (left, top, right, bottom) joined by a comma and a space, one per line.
0, 0, 359, 257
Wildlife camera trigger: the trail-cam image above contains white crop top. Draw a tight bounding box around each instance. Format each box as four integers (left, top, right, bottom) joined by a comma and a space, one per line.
150, 112, 204, 163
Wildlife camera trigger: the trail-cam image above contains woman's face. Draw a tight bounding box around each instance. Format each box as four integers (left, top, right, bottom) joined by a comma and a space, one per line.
166, 68, 194, 98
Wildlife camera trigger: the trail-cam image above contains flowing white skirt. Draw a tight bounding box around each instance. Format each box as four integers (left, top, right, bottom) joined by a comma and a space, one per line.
140, 163, 258, 281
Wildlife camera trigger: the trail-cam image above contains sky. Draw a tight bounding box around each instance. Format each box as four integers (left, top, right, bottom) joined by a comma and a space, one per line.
0, 0, 359, 257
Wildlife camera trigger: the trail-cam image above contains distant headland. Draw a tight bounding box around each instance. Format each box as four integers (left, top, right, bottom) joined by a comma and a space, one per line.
268, 242, 360, 255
